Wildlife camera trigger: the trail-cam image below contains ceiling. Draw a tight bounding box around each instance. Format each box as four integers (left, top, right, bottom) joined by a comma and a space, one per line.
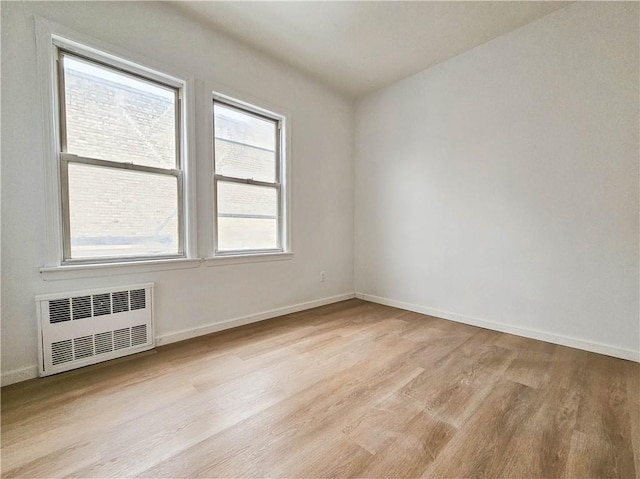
169, 1, 569, 97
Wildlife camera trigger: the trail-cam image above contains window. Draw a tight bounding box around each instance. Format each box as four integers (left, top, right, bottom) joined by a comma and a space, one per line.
56, 47, 185, 262
213, 99, 286, 254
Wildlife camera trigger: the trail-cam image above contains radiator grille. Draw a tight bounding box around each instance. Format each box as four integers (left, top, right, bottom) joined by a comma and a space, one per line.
49, 326, 149, 366
49, 289, 147, 324
39, 285, 153, 376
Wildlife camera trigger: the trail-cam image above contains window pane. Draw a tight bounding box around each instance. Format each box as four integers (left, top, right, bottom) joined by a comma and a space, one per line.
215, 139, 276, 183
214, 103, 276, 182
63, 55, 177, 169
68, 163, 179, 259
217, 181, 278, 251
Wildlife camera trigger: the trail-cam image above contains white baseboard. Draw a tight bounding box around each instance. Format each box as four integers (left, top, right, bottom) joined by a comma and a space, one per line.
156, 292, 356, 346
1, 366, 39, 387
1, 293, 356, 387
8, 290, 632, 386
356, 292, 640, 363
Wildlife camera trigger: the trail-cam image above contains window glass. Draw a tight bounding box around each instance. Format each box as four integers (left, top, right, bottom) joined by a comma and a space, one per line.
215, 104, 275, 150
63, 55, 177, 169
217, 181, 278, 251
67, 163, 179, 259
214, 103, 276, 183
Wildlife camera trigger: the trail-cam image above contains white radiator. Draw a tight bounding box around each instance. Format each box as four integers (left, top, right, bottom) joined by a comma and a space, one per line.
36, 283, 154, 377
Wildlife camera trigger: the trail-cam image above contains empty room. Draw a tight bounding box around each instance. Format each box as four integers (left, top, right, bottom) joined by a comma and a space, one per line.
1, 1, 638, 478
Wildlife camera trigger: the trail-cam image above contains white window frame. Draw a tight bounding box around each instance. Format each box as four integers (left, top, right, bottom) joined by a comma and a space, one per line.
35, 17, 199, 279
209, 91, 292, 262
57, 48, 185, 263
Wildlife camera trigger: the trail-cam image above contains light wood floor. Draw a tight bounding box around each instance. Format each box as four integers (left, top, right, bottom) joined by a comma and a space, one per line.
2, 299, 638, 478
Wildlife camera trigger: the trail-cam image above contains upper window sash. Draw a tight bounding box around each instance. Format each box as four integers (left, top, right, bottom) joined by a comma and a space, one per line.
56, 48, 182, 169
213, 99, 281, 183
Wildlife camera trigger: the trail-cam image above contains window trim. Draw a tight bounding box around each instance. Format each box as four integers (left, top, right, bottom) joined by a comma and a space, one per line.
36, 17, 197, 271
211, 94, 290, 257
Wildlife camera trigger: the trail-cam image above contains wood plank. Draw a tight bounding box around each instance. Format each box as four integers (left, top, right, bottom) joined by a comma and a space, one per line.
565, 430, 620, 479
627, 360, 640, 476
423, 379, 538, 478
401, 329, 515, 427
572, 354, 637, 478
344, 391, 426, 454
352, 408, 455, 478
503, 346, 554, 389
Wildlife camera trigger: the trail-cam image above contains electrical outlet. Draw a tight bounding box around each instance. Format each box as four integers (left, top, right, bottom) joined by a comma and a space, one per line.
320, 271, 326, 282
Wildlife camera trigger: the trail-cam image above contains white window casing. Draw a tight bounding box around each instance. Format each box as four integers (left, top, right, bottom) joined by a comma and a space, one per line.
206, 88, 292, 264
35, 16, 197, 278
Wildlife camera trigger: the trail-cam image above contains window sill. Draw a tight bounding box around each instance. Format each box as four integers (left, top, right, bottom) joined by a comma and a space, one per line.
40, 257, 202, 281
204, 252, 294, 267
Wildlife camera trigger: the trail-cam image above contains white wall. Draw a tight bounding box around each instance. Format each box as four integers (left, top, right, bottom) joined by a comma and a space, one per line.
1, 1, 355, 383
355, 2, 639, 359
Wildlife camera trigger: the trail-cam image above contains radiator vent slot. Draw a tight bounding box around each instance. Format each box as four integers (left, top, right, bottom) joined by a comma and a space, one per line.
72, 296, 92, 320
93, 293, 111, 317
95, 331, 113, 355
114, 328, 131, 350
73, 335, 94, 360
112, 291, 129, 314
49, 299, 71, 324
132, 324, 147, 346
131, 289, 146, 310
52, 339, 73, 365
37, 284, 154, 377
